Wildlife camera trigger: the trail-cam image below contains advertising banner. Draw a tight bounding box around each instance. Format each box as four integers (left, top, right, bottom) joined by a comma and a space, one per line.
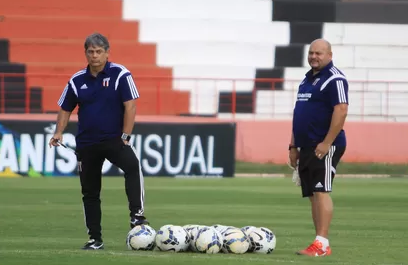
0, 121, 236, 177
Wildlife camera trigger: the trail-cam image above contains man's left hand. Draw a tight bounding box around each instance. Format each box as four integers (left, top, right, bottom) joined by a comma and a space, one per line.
315, 142, 331, 159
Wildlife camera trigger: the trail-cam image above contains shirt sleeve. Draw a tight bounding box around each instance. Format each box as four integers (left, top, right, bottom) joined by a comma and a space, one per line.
327, 78, 349, 107
57, 82, 77, 111
118, 73, 140, 102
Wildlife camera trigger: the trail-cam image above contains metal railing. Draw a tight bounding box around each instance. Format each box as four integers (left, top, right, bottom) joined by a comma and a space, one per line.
0, 73, 407, 121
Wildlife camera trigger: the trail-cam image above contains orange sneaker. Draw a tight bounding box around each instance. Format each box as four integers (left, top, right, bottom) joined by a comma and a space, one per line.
296, 240, 332, 257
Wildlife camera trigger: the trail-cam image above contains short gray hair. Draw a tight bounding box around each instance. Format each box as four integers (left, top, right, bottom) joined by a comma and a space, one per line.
84, 33, 110, 51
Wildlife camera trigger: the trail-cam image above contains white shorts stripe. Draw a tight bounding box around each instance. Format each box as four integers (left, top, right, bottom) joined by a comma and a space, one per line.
130, 145, 145, 215
82, 204, 90, 235
324, 146, 336, 191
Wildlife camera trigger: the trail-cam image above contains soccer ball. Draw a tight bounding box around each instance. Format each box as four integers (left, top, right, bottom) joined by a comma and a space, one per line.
241, 226, 257, 236
222, 227, 250, 254
195, 227, 223, 254
213, 224, 236, 234
184, 224, 203, 234
155, 225, 190, 252
248, 227, 276, 254
186, 225, 207, 252
160, 224, 174, 230
183, 224, 200, 231
126, 224, 156, 251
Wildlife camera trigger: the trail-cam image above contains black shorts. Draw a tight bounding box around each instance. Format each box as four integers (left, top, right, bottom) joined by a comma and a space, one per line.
298, 146, 346, 197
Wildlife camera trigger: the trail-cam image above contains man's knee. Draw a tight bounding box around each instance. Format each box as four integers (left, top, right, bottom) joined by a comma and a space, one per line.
120, 146, 142, 174
313, 191, 332, 200
122, 157, 141, 175
123, 164, 140, 175
82, 189, 101, 199
313, 191, 332, 204
80, 181, 101, 198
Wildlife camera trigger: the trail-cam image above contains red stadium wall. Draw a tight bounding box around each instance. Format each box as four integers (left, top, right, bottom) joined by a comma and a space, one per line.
1, 114, 407, 164
235, 120, 408, 164
0, 0, 189, 115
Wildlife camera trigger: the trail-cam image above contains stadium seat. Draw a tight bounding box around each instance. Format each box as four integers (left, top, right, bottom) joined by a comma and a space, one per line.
323, 23, 408, 46
0, 0, 189, 115
300, 44, 408, 69
136, 19, 289, 44
156, 42, 275, 69
123, 0, 273, 22
255, 90, 295, 119
122, 0, 289, 115
0, 0, 123, 17
272, 0, 408, 121
1, 0, 407, 120
0, 39, 42, 113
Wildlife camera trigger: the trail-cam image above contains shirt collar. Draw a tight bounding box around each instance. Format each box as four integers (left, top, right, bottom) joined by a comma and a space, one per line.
86, 61, 111, 77
305, 61, 334, 79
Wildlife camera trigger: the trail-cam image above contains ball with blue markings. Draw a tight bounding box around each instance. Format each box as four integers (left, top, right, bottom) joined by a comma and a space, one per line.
247, 227, 276, 254
155, 225, 190, 252
241, 225, 257, 236
185, 225, 207, 252
221, 227, 250, 254
194, 227, 223, 254
126, 224, 156, 251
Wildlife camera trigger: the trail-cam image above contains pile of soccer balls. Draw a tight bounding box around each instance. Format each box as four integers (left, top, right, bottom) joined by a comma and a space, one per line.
126, 224, 276, 254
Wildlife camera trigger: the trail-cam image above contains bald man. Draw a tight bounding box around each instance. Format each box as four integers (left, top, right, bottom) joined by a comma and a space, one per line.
289, 39, 349, 257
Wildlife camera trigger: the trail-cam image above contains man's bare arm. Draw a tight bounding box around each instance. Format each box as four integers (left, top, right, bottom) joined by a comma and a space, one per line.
49, 109, 72, 147
323, 103, 348, 146
290, 132, 295, 146
55, 109, 72, 135
123, 99, 136, 135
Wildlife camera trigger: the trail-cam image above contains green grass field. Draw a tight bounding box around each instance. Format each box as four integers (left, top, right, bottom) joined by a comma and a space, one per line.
236, 161, 408, 176
0, 177, 407, 265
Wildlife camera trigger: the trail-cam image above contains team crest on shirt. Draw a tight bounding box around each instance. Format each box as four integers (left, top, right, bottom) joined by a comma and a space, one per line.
102, 77, 110, 87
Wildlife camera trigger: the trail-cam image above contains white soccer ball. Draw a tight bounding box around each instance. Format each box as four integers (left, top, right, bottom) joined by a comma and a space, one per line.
159, 224, 174, 231
184, 224, 202, 233
126, 224, 156, 251
213, 224, 235, 235
248, 227, 277, 254
211, 224, 226, 230
222, 228, 250, 254
241, 226, 257, 236
183, 224, 200, 231
155, 225, 190, 252
187, 225, 207, 252
195, 227, 223, 254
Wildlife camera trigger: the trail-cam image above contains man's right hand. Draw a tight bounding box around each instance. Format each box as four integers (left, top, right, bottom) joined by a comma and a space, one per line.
289, 148, 299, 168
49, 134, 63, 148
